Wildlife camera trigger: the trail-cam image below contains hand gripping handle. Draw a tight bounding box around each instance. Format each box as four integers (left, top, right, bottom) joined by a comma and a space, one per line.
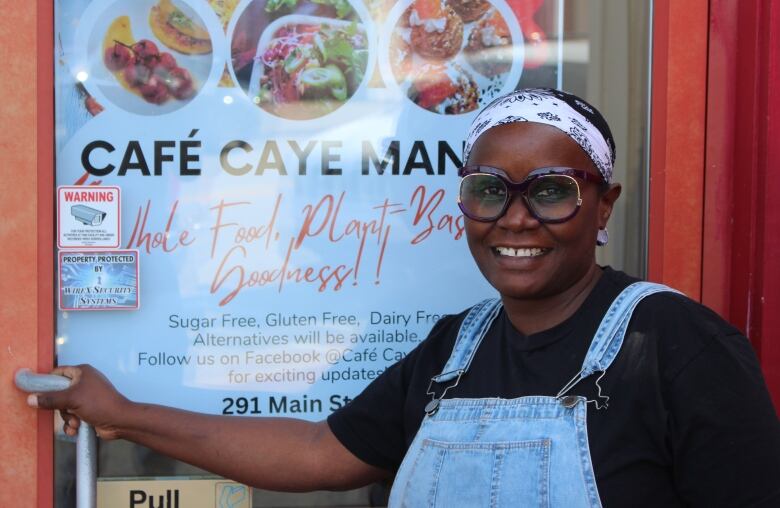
16, 369, 97, 508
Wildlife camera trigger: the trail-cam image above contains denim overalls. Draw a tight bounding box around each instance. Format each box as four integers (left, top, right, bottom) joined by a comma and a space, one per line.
388, 282, 677, 507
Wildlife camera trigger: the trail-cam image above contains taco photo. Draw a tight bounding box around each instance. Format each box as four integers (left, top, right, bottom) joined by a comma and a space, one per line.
149, 0, 212, 54
88, 0, 215, 115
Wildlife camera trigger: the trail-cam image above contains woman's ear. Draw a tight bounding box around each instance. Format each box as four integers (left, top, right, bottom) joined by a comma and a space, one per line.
598, 183, 622, 228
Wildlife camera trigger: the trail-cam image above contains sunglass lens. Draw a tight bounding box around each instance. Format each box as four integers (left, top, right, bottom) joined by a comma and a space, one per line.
460, 174, 508, 220
527, 175, 580, 221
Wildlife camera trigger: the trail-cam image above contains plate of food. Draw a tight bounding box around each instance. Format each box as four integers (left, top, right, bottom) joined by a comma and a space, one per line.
85, 0, 217, 115
246, 14, 370, 120
380, 0, 523, 115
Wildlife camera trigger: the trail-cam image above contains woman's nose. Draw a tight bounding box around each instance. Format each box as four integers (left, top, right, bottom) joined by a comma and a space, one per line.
495, 195, 542, 231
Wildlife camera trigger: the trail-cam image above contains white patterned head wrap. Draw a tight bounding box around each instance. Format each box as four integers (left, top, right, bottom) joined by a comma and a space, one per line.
463, 88, 616, 183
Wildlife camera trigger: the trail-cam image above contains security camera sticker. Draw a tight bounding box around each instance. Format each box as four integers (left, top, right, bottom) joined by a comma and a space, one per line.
59, 250, 139, 311
58, 186, 121, 248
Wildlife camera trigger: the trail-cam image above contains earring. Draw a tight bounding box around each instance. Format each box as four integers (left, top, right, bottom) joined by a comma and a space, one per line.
596, 228, 609, 246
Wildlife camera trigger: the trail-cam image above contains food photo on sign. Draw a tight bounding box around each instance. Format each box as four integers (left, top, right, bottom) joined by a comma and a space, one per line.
230, 0, 371, 120
381, 0, 523, 115
83, 0, 219, 115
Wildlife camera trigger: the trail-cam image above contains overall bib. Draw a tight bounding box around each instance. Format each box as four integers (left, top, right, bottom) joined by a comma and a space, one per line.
388, 282, 677, 508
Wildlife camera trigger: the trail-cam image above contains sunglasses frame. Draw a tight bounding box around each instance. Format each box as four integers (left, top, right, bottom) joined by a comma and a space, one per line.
457, 165, 605, 223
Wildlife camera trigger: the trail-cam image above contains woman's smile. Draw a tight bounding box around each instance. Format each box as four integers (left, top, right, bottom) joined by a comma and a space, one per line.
493, 246, 550, 258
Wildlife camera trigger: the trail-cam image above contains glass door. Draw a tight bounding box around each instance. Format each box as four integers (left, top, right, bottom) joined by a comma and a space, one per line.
52, 1, 651, 506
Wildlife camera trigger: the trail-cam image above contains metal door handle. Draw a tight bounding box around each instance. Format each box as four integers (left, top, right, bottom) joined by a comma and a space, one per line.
16, 369, 97, 508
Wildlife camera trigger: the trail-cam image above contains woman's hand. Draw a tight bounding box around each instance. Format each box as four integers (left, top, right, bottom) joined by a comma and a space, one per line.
26, 364, 131, 440
22, 364, 388, 491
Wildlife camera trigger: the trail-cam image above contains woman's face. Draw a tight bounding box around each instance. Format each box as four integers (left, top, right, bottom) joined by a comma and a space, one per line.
464, 121, 620, 300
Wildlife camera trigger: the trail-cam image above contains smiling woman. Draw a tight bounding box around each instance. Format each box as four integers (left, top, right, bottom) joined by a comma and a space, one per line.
327, 88, 780, 507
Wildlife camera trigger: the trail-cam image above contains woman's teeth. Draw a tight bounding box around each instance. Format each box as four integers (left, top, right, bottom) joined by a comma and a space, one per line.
495, 247, 546, 257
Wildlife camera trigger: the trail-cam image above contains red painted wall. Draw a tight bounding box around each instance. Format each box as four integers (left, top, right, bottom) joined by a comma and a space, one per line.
651, 0, 780, 408
0, 1, 55, 507
703, 0, 780, 408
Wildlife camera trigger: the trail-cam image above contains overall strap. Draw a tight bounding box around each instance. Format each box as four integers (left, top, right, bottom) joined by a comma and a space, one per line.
433, 298, 503, 383
557, 282, 681, 405
423, 298, 502, 415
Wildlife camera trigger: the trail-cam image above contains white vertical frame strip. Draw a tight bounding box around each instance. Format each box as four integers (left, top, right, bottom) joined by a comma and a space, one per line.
557, 0, 565, 89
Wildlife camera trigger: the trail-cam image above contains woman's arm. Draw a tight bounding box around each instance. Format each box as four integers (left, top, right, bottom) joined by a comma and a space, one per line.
28, 365, 390, 491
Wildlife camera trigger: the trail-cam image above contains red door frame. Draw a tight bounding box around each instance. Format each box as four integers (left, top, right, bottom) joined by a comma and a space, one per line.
37, 0, 56, 504
647, 0, 709, 301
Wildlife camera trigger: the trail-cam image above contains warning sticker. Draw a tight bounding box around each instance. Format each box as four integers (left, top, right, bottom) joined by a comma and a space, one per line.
58, 186, 120, 248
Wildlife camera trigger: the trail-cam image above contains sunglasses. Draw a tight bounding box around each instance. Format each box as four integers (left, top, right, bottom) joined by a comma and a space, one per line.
457, 165, 605, 223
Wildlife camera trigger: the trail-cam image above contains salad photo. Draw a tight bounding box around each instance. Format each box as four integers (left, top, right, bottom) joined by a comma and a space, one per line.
253, 18, 368, 119
231, 0, 370, 120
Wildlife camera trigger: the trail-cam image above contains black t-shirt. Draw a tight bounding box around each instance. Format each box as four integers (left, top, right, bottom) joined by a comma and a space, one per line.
328, 267, 780, 507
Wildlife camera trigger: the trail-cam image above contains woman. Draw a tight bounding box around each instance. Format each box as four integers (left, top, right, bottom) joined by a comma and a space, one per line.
27, 89, 780, 506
